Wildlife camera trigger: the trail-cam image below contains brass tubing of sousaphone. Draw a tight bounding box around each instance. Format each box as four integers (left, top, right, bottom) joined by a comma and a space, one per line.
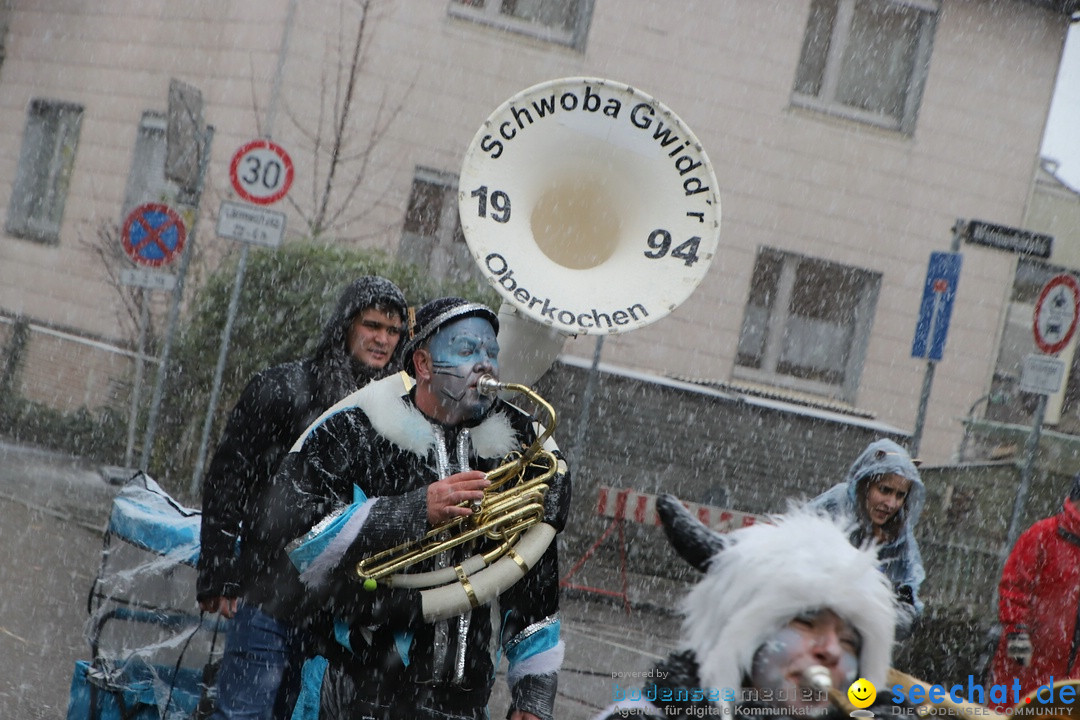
354, 376, 558, 585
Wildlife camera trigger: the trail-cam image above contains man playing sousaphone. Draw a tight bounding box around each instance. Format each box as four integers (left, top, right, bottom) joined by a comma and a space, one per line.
259, 297, 570, 720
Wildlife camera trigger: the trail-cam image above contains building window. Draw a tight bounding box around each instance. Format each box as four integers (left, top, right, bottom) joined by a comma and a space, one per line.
397, 167, 481, 285
792, 0, 937, 134
6, 99, 84, 244
121, 111, 179, 221
735, 248, 880, 402
448, 0, 594, 49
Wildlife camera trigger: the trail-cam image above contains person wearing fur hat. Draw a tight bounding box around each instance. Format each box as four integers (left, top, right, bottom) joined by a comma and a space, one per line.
595, 497, 897, 720
197, 275, 408, 720
258, 297, 571, 720
988, 474, 1080, 708
808, 438, 926, 639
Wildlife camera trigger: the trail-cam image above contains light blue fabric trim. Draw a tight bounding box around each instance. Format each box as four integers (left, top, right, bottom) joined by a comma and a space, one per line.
108, 477, 201, 565
334, 619, 354, 654
394, 630, 413, 667
496, 610, 511, 668
290, 655, 328, 720
506, 620, 561, 665
287, 484, 369, 573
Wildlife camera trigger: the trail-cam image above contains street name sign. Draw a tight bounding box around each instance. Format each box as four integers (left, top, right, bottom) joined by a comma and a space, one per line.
216, 200, 286, 248
911, 251, 962, 361
965, 220, 1052, 259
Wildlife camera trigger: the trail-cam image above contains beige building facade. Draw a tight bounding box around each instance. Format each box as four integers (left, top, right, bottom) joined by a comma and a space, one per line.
0, 0, 1077, 464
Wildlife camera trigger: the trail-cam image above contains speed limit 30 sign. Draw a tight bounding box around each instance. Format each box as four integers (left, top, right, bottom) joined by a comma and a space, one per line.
229, 139, 294, 205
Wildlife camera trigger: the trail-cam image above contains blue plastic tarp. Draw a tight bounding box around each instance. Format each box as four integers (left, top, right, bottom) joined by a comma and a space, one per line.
107, 474, 201, 566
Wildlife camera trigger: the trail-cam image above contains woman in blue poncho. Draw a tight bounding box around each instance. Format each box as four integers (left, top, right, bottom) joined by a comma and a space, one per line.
809, 438, 926, 639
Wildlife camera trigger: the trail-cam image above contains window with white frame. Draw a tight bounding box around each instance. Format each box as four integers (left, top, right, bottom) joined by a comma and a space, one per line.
792, 0, 937, 134
121, 111, 179, 221
735, 248, 880, 402
6, 99, 84, 244
397, 167, 481, 285
448, 0, 594, 49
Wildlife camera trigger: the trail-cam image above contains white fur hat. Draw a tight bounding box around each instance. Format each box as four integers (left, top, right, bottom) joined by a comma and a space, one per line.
677, 507, 896, 706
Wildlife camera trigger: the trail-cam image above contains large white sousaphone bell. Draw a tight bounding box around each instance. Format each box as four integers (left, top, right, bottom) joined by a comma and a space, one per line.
458, 76, 722, 385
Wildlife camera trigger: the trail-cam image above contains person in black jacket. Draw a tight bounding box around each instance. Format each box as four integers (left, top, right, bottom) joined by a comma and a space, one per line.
259, 297, 571, 720
196, 275, 407, 720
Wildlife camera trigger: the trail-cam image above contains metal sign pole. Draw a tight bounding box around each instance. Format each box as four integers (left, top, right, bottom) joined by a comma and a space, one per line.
140, 125, 214, 470
190, 244, 250, 495
188, 10, 296, 493
124, 288, 149, 467
910, 362, 935, 458
570, 335, 605, 473
1006, 393, 1046, 554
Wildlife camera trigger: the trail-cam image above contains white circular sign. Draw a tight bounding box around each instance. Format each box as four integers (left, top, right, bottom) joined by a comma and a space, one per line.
1034, 274, 1080, 355
229, 139, 294, 206
458, 77, 721, 336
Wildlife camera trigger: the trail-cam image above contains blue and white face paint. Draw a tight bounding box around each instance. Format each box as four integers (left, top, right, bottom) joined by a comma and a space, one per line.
425, 316, 499, 425
749, 610, 860, 716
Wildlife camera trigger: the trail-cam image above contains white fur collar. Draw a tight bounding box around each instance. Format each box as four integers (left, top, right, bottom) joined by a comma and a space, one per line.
352, 375, 519, 459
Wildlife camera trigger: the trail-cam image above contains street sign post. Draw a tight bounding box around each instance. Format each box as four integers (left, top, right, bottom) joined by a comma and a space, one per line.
193, 139, 294, 494
229, 139, 294, 205
911, 251, 962, 361
1008, 273, 1080, 557
121, 203, 187, 268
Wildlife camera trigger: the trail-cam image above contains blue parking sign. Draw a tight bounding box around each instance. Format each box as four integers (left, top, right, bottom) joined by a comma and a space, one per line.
911, 251, 962, 361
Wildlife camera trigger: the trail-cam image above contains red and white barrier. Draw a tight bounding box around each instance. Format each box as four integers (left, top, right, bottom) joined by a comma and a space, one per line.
595, 486, 764, 534
561, 487, 766, 612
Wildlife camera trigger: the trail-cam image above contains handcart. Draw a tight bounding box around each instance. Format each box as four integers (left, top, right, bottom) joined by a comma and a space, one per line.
66, 472, 225, 720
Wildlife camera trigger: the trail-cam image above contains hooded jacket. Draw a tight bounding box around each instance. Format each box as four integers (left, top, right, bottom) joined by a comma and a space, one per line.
196, 276, 407, 602
808, 438, 926, 637
989, 496, 1080, 707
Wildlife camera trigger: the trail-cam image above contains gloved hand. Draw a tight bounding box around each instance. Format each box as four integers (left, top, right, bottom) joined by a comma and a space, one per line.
1007, 631, 1032, 666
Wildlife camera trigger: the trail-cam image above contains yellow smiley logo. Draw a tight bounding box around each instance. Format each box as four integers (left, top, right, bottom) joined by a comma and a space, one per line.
847, 678, 876, 709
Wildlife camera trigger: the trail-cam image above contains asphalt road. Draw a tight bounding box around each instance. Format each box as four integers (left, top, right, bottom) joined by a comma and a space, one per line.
0, 441, 684, 720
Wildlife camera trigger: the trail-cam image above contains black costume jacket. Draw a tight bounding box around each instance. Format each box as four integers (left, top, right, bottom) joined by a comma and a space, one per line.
252, 373, 571, 720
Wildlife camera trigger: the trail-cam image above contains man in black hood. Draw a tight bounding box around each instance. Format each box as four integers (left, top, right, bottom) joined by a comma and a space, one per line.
196, 275, 407, 720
